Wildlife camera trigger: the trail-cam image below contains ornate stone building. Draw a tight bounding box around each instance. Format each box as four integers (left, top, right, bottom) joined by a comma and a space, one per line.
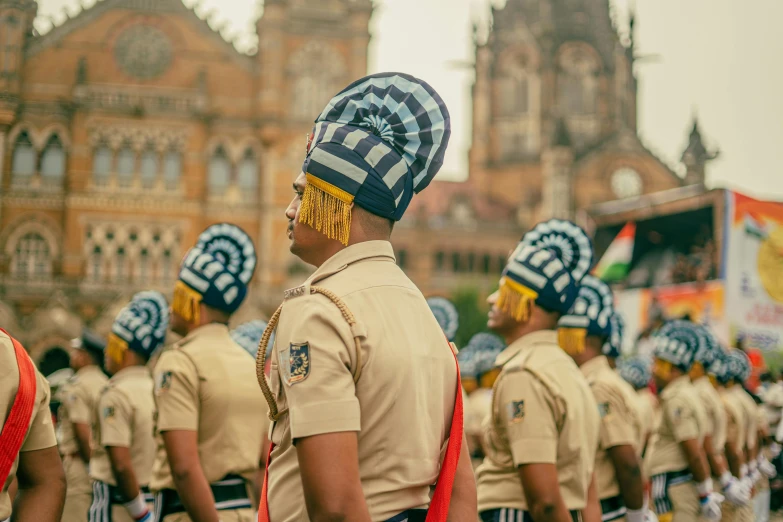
0, 0, 371, 358
393, 0, 711, 297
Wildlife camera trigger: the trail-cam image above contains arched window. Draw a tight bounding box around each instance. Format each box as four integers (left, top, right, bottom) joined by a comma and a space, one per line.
40, 135, 66, 184
139, 248, 149, 282
12, 232, 51, 278
116, 142, 135, 188
92, 143, 112, 186
289, 42, 346, 121
238, 149, 258, 191
140, 146, 158, 189
499, 65, 530, 115
90, 245, 102, 282
208, 147, 231, 195
115, 247, 127, 281
11, 131, 35, 180
163, 149, 181, 190
558, 49, 598, 115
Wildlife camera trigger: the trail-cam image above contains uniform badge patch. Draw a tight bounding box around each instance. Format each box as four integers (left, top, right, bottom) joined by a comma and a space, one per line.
281, 342, 311, 385
155, 371, 172, 394
506, 400, 525, 424
103, 406, 115, 421
598, 402, 610, 418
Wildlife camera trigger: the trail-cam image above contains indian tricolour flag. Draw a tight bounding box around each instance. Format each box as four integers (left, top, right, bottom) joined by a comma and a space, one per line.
594, 222, 636, 282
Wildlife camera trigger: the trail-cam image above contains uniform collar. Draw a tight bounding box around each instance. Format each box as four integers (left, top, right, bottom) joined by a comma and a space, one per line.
580, 355, 610, 379
76, 365, 104, 378
111, 365, 150, 382
177, 323, 230, 348
308, 240, 396, 285
495, 330, 558, 368
661, 374, 691, 400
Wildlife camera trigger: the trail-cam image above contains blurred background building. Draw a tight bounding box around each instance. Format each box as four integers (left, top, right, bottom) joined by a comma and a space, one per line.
0, 0, 718, 359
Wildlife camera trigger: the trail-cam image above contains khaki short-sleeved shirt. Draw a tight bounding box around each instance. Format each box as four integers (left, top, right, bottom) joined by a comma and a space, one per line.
581, 356, 641, 500
721, 387, 746, 450
0, 331, 58, 520
693, 377, 728, 454
646, 375, 707, 476
56, 365, 108, 455
150, 324, 267, 491
266, 241, 457, 522
635, 388, 659, 456
733, 387, 758, 452
89, 366, 156, 486
466, 388, 493, 437
476, 331, 600, 512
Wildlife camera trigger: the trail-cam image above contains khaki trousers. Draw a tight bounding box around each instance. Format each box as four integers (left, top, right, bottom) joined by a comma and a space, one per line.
657, 482, 701, 522
61, 455, 92, 522
162, 508, 255, 522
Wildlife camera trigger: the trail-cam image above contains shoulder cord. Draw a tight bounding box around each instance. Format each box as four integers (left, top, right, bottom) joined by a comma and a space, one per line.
255, 286, 363, 422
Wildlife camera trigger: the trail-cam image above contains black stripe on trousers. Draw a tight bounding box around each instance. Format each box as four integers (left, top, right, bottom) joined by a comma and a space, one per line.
88, 481, 112, 522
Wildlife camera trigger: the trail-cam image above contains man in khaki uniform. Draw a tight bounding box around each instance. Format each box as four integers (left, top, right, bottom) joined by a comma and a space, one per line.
57, 329, 109, 522
618, 358, 657, 459
463, 333, 505, 465
688, 327, 751, 508
88, 291, 169, 522
259, 73, 476, 522
476, 219, 601, 522
150, 223, 266, 522
646, 321, 722, 522
559, 276, 648, 522
1, 329, 66, 522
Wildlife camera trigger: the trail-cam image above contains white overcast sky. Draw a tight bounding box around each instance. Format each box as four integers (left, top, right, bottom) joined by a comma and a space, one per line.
37, 0, 783, 199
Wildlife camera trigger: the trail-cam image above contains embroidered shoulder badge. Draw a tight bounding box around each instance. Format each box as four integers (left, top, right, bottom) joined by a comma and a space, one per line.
155, 371, 172, 395
284, 285, 307, 301
598, 402, 610, 418
282, 342, 311, 385
103, 406, 115, 421
506, 400, 525, 424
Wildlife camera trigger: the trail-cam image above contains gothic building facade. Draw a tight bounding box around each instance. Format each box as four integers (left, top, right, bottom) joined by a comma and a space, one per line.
393, 0, 712, 297
0, 0, 371, 357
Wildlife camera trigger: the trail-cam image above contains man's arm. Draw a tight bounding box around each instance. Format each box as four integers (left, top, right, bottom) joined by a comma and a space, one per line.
725, 440, 744, 478
608, 444, 644, 510
518, 463, 573, 522
107, 446, 142, 500
581, 473, 602, 522
681, 438, 710, 482
73, 422, 92, 463
296, 431, 371, 522
11, 446, 66, 522
447, 433, 478, 522
703, 434, 728, 477
162, 430, 220, 522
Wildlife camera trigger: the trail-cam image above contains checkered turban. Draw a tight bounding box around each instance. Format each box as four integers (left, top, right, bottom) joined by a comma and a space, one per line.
300, 72, 451, 245
107, 291, 169, 363
427, 297, 459, 342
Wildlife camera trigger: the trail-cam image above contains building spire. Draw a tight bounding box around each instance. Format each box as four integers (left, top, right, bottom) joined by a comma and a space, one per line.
681, 115, 719, 186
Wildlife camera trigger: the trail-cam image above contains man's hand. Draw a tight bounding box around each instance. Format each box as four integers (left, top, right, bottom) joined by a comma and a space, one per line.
296, 431, 371, 522
720, 471, 751, 505
759, 455, 777, 478
696, 479, 723, 522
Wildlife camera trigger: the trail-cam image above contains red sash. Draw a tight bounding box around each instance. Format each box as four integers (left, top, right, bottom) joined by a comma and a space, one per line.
258, 341, 464, 522
0, 329, 38, 487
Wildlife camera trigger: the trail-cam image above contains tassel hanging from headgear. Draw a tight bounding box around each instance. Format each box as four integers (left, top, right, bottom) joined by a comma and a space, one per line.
497, 277, 539, 322
558, 328, 587, 355
106, 334, 128, 365
173, 280, 202, 325
299, 174, 354, 246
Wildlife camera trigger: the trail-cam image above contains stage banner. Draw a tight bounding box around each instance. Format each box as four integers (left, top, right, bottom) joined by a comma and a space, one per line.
724, 191, 783, 352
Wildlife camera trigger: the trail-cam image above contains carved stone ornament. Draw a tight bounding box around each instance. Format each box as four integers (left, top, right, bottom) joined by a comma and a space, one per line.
114, 25, 172, 80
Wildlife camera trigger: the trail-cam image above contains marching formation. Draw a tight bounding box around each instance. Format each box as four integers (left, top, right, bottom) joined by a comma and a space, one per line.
0, 71, 780, 522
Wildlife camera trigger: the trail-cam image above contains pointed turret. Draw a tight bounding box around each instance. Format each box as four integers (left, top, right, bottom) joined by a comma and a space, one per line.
681, 117, 719, 186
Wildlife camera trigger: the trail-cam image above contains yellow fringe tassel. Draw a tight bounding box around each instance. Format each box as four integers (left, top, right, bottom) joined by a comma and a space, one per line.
106, 334, 128, 365
173, 280, 202, 325
299, 173, 354, 246
497, 277, 539, 322
558, 328, 587, 355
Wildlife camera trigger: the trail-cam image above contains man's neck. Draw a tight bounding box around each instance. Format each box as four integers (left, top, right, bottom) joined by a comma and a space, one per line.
503, 322, 556, 346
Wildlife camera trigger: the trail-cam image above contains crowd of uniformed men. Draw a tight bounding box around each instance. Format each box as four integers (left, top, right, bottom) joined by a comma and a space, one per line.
1, 72, 781, 522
